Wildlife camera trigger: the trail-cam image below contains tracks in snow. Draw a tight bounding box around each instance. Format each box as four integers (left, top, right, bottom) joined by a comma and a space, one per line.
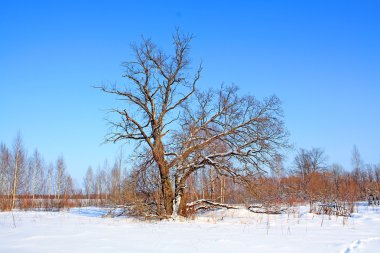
340, 237, 380, 253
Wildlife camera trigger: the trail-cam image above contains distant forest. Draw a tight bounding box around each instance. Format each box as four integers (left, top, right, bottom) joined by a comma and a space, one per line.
1, 134, 379, 217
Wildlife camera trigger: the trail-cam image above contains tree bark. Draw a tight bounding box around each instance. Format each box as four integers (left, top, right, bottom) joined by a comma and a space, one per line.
153, 139, 174, 215
172, 191, 182, 219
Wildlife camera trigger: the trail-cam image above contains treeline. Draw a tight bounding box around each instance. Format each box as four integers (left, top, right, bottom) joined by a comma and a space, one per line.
1, 135, 379, 216
81, 147, 380, 216
0, 135, 135, 211
0, 135, 76, 210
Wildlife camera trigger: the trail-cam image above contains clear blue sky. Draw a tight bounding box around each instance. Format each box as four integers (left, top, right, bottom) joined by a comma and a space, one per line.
1, 0, 379, 183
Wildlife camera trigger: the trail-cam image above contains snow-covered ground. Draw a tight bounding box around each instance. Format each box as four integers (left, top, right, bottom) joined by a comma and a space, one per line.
0, 203, 379, 253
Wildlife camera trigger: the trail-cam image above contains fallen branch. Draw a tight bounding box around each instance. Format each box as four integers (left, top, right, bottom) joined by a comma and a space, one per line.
186, 199, 239, 211
247, 204, 287, 214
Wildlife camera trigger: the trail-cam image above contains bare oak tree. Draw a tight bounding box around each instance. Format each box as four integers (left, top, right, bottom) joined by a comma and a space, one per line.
97, 31, 288, 217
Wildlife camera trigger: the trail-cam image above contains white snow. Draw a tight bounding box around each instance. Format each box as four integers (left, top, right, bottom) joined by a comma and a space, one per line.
0, 203, 379, 253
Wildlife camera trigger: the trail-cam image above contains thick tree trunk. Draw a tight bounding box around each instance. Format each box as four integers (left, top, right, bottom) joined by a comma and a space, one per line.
161, 173, 174, 215
172, 179, 186, 218
172, 192, 182, 219
153, 140, 174, 216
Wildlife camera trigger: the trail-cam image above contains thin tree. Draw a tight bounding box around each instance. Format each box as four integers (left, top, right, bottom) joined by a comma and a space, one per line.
11, 134, 25, 210
351, 146, 366, 198
55, 156, 66, 206
84, 166, 94, 202
0, 143, 11, 210
31, 149, 43, 208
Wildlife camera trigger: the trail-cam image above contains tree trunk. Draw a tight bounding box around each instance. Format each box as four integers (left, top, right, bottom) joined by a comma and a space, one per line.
172, 191, 182, 219
153, 140, 174, 216
7, 175, 11, 209
159, 168, 174, 215
11, 153, 19, 210
172, 174, 187, 218
32, 159, 38, 209
210, 169, 215, 201
220, 176, 225, 204
201, 169, 206, 199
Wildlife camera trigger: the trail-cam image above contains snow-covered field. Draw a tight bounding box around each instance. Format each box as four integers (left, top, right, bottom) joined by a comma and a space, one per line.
0, 203, 379, 253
